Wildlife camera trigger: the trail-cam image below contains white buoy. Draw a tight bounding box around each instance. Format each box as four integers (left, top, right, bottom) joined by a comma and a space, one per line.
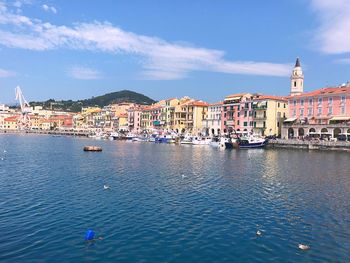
103, 185, 110, 190
256, 230, 262, 236
3, 150, 7, 153
298, 244, 310, 250
181, 174, 186, 179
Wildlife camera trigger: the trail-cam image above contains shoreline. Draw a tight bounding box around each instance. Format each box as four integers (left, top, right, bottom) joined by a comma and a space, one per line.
2, 129, 350, 152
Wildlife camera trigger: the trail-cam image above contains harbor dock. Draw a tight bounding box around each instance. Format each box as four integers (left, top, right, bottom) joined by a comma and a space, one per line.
268, 139, 350, 151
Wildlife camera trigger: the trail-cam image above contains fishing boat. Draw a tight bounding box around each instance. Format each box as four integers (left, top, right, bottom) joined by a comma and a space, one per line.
225, 135, 267, 149
237, 136, 268, 148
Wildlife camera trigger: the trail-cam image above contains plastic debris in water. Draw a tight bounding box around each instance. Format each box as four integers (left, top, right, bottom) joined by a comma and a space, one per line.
85, 229, 95, 241
298, 244, 310, 250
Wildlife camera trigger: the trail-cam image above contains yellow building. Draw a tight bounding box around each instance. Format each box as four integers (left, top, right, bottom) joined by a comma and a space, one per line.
3, 116, 19, 130
173, 97, 208, 134
252, 95, 288, 137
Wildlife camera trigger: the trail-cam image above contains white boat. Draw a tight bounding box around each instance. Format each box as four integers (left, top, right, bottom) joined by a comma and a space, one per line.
192, 137, 211, 145
126, 133, 137, 140
109, 132, 120, 140
180, 135, 194, 145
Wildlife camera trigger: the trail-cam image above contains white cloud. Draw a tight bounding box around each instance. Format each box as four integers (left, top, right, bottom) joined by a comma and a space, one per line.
0, 68, 16, 77
68, 66, 103, 80
311, 0, 350, 54
0, 2, 290, 80
42, 4, 57, 14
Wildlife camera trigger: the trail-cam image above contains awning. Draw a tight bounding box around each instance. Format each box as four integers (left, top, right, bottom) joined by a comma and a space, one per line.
330, 116, 350, 121
283, 118, 297, 122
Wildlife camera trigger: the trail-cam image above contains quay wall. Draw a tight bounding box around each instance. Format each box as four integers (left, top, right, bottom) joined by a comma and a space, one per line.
268, 139, 350, 152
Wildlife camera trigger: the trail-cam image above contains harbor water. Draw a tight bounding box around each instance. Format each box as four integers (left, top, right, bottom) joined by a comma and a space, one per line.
0, 134, 349, 262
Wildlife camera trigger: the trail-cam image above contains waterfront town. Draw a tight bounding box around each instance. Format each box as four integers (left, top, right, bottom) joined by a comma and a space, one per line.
1, 58, 350, 144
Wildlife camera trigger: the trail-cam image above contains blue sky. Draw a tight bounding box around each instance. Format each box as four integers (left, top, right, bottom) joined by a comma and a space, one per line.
1, 0, 350, 103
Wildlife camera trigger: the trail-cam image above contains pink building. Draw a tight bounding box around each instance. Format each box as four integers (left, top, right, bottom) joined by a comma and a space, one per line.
221, 93, 254, 134
283, 85, 350, 139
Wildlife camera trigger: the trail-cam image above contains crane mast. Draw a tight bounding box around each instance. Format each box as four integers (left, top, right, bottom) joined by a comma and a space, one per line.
15, 86, 31, 129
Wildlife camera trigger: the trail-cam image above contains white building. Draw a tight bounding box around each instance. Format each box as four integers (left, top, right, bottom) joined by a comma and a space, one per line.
202, 101, 222, 136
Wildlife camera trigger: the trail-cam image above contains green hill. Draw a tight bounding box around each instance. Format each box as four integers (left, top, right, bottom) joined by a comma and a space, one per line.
29, 90, 156, 112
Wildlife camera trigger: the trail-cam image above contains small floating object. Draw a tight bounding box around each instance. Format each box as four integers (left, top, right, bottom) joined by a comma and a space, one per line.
83, 146, 102, 152
3, 150, 7, 153
181, 174, 186, 178
103, 185, 110, 190
298, 244, 310, 250
256, 230, 262, 236
85, 229, 95, 241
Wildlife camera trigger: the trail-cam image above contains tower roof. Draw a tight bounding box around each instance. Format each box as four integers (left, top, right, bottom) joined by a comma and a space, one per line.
295, 57, 301, 67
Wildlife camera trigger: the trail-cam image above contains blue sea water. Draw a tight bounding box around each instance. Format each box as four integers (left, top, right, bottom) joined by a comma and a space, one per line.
0, 134, 349, 262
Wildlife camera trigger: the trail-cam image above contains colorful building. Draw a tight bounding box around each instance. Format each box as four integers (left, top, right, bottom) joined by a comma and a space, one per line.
202, 101, 222, 136
283, 85, 350, 139
252, 95, 288, 137
222, 93, 253, 133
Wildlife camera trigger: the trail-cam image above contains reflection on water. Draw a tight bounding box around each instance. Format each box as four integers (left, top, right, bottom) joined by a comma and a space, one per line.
0, 134, 349, 262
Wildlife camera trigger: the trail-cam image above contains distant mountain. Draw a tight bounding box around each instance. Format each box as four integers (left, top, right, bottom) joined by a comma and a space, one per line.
29, 90, 156, 112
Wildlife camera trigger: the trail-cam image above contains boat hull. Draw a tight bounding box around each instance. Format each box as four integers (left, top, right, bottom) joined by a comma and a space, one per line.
239, 140, 268, 148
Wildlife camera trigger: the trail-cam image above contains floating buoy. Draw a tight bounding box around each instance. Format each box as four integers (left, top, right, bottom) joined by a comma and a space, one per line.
256, 230, 262, 236
85, 229, 95, 241
298, 244, 310, 250
103, 185, 110, 190
83, 146, 102, 152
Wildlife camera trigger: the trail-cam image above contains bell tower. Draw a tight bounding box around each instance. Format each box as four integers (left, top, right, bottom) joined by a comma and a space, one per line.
290, 57, 304, 96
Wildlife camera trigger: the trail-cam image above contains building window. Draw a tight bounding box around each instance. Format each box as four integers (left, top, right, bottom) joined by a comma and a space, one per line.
301, 99, 304, 106
300, 108, 304, 117
328, 97, 333, 105
293, 100, 296, 106
294, 81, 297, 87
263, 121, 266, 128
328, 107, 333, 115
244, 122, 247, 127
309, 98, 313, 105
277, 122, 280, 127
308, 108, 313, 116
318, 107, 322, 115
253, 122, 256, 127
284, 104, 286, 108
244, 111, 247, 117
237, 120, 240, 125
293, 109, 296, 117
318, 97, 322, 105
237, 112, 240, 117
278, 102, 280, 107
341, 96, 346, 104
341, 107, 345, 114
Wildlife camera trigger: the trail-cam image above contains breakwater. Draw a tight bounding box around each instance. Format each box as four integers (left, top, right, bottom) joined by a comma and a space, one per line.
268, 139, 350, 151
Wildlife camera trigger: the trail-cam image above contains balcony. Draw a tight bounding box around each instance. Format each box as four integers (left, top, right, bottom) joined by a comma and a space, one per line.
226, 120, 235, 126
254, 115, 266, 120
